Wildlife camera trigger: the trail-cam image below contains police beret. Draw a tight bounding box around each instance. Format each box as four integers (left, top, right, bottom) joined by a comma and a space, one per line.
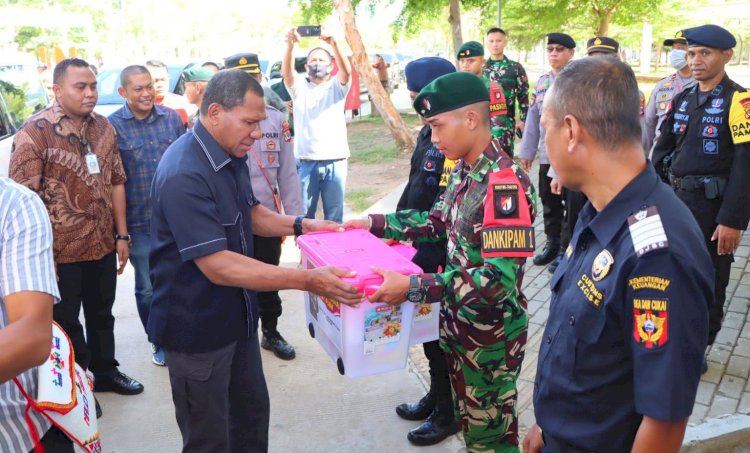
224, 53, 261, 74
413, 72, 489, 118
182, 66, 213, 82
547, 33, 576, 49
404, 57, 456, 93
456, 41, 484, 60
663, 30, 687, 47
586, 36, 620, 55
683, 24, 736, 50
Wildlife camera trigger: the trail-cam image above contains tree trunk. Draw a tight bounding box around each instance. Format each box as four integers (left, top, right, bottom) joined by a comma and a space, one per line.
448, 0, 463, 65
333, 0, 416, 151
595, 11, 612, 37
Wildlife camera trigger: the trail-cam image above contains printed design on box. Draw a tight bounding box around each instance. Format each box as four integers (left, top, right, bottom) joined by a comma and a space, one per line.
364, 305, 403, 355
320, 295, 341, 316
415, 302, 434, 321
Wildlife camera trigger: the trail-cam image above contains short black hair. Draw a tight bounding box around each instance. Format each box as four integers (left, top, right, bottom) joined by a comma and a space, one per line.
53, 58, 90, 84
120, 65, 151, 88
201, 69, 264, 116
486, 27, 506, 36
145, 59, 167, 69
546, 57, 641, 149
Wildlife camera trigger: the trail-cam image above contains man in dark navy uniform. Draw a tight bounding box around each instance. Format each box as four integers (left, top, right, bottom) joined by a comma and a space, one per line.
653, 25, 750, 372
524, 57, 712, 453
393, 56, 459, 446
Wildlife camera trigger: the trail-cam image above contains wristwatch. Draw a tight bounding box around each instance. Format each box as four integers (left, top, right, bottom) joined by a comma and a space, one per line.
406, 275, 426, 303
293, 215, 305, 237
114, 234, 131, 242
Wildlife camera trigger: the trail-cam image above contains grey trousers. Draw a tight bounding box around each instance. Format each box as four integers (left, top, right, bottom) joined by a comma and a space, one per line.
164, 336, 270, 453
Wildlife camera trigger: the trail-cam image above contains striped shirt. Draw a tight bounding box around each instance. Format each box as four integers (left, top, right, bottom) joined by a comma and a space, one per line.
0, 178, 59, 452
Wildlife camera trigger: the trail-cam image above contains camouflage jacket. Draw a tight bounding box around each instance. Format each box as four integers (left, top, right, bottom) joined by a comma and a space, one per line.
370, 139, 537, 352
483, 57, 529, 147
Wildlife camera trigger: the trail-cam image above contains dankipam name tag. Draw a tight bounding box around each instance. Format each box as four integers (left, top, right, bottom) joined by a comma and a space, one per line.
85, 151, 100, 175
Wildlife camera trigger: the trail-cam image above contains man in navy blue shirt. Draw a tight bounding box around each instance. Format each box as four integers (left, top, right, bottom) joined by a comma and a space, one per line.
109, 65, 185, 366
149, 69, 362, 452
523, 57, 712, 453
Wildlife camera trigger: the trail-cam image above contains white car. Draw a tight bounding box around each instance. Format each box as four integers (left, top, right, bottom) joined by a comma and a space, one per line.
0, 52, 49, 177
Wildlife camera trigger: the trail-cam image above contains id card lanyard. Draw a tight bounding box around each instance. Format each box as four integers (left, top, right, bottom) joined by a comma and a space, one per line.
80, 122, 100, 175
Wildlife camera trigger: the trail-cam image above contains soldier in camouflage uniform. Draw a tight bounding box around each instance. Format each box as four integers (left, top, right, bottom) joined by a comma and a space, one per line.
349, 72, 537, 452
483, 28, 529, 156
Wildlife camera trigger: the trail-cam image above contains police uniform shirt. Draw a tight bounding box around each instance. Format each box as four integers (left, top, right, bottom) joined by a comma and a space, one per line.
534, 165, 711, 452
642, 72, 696, 155
652, 74, 750, 230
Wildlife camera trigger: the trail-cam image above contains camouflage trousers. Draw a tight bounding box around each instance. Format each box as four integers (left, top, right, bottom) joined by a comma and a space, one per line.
440, 294, 528, 452
491, 118, 516, 158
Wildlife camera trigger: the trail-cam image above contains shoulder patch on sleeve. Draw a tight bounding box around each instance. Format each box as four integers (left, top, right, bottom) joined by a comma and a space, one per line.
481, 167, 535, 259
628, 207, 668, 257
729, 91, 750, 145
633, 297, 669, 349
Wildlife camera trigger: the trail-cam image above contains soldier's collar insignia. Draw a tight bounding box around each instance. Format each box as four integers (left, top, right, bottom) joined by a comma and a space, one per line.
591, 249, 614, 282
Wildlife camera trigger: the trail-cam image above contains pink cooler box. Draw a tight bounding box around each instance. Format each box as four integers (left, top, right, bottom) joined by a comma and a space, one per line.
298, 229, 421, 377
389, 244, 440, 345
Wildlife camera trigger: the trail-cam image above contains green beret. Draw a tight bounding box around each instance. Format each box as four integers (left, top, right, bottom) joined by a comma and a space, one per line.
456, 41, 484, 60
182, 66, 213, 82
413, 72, 489, 118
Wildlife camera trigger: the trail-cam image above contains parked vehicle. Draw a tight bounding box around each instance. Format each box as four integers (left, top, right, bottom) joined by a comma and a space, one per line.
0, 52, 49, 177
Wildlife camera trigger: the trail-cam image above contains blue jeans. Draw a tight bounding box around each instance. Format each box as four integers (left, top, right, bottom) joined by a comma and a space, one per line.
297, 158, 347, 223
130, 232, 153, 332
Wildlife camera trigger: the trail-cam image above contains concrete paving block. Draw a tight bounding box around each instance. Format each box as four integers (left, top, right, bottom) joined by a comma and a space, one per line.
739, 393, 750, 415
709, 343, 733, 365
734, 285, 750, 300
707, 396, 739, 418
742, 322, 750, 340
702, 361, 726, 385
735, 338, 750, 359
683, 414, 750, 453
719, 375, 747, 400
527, 299, 544, 316
728, 298, 750, 315
724, 312, 747, 331
716, 327, 741, 347
689, 403, 709, 426
736, 247, 750, 258
696, 381, 717, 406
726, 357, 750, 379
740, 273, 750, 287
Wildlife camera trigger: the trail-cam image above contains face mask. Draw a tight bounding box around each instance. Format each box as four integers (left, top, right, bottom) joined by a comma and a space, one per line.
669, 49, 688, 71
308, 63, 329, 79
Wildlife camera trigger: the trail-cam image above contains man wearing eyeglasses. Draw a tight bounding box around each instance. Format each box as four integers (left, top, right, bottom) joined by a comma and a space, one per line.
519, 33, 575, 270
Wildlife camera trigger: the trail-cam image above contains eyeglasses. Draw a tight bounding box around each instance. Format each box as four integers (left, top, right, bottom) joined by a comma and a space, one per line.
546, 46, 567, 53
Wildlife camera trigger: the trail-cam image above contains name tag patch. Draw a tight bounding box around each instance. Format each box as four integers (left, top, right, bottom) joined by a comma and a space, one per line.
481, 226, 535, 257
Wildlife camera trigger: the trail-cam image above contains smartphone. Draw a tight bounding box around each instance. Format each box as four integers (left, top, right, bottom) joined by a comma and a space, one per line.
297, 25, 321, 37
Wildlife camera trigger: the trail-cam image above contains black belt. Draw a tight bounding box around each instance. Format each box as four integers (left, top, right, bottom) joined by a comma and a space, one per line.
668, 174, 726, 192
542, 432, 594, 453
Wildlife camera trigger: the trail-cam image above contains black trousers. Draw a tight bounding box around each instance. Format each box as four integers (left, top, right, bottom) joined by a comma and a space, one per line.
252, 236, 283, 331
676, 189, 732, 346
29, 425, 74, 453
55, 252, 118, 376
561, 189, 588, 249
164, 336, 270, 453
538, 164, 564, 240
424, 339, 452, 401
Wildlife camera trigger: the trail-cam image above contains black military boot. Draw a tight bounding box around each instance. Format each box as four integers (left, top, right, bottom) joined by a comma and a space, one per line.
406, 392, 460, 446
533, 238, 560, 266
396, 390, 435, 421
261, 327, 296, 360
548, 250, 564, 274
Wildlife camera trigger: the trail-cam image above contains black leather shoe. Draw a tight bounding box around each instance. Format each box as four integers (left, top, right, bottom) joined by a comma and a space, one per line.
261, 330, 296, 360
548, 251, 564, 274
396, 391, 435, 421
94, 370, 144, 395
533, 238, 560, 266
406, 402, 460, 446
95, 398, 102, 419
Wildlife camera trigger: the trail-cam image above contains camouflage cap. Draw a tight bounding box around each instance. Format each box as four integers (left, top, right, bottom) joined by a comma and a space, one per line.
413, 72, 489, 118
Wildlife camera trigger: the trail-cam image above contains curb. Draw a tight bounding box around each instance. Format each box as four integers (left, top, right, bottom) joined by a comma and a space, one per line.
682, 415, 750, 452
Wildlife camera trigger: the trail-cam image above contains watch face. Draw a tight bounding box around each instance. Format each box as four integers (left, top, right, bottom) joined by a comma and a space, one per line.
407, 290, 424, 303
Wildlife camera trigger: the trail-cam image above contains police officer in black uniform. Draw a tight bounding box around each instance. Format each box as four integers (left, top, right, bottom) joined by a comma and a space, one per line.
524, 56, 712, 453
653, 24, 750, 371
392, 56, 460, 446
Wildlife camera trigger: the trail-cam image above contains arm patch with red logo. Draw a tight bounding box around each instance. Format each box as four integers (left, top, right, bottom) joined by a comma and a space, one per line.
481, 168, 535, 258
